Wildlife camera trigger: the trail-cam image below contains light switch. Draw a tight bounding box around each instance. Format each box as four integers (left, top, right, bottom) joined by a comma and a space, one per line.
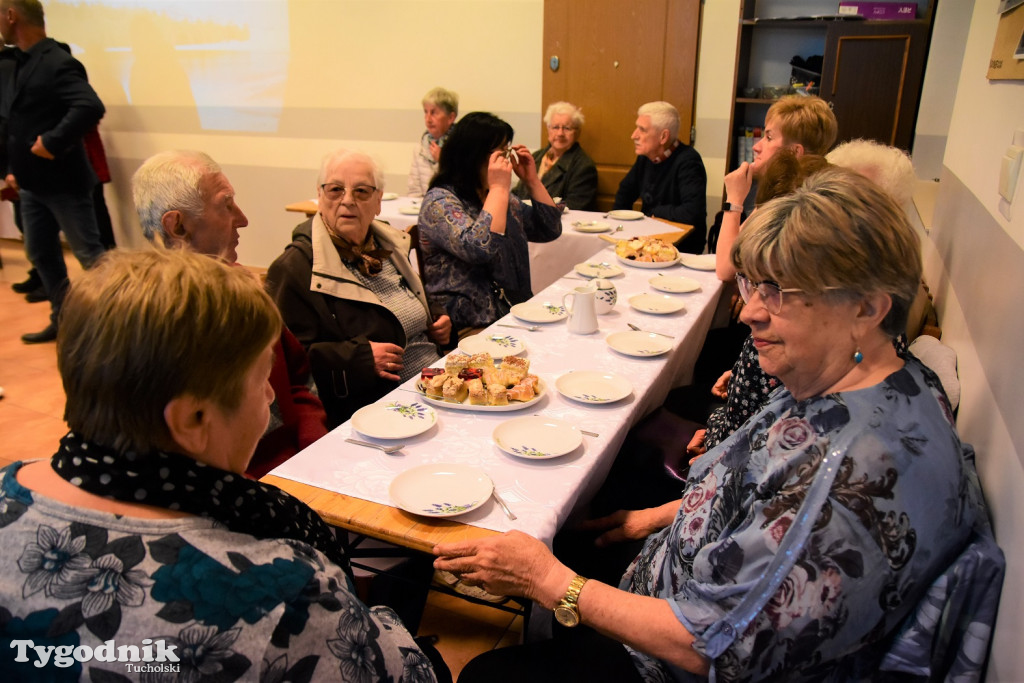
1000, 145, 1023, 202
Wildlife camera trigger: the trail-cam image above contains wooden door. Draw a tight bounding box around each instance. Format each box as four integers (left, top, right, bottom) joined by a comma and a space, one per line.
543, 0, 702, 212
821, 21, 930, 151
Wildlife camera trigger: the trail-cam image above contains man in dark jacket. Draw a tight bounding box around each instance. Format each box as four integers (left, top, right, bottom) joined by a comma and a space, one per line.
1, 0, 106, 343
614, 100, 707, 254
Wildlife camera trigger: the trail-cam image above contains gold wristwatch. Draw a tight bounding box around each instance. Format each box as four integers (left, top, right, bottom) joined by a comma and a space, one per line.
553, 575, 589, 628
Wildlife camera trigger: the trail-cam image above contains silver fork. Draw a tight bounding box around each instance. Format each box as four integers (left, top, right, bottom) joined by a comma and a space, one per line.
345, 438, 403, 454
491, 490, 517, 520
497, 323, 539, 332
627, 323, 675, 339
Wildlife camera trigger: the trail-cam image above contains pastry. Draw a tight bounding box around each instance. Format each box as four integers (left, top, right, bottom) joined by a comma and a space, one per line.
468, 353, 493, 370
442, 376, 468, 403
467, 378, 486, 405
425, 374, 448, 398
501, 356, 530, 382
507, 380, 535, 402
445, 355, 470, 376
487, 384, 508, 406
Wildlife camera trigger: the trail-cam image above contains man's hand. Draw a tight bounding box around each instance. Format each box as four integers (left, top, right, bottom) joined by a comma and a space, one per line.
30, 136, 54, 160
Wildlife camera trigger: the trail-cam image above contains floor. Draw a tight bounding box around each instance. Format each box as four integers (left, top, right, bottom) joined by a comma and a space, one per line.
0, 238, 520, 679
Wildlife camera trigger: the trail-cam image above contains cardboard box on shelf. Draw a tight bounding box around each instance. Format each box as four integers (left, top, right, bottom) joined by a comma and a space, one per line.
838, 2, 917, 20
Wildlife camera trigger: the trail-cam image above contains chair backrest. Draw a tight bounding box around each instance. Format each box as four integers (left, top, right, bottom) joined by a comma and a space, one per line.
878, 445, 1005, 682
404, 224, 426, 284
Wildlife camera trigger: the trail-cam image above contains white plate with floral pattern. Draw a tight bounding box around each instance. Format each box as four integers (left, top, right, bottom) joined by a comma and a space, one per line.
628, 293, 687, 315
555, 370, 633, 404
492, 416, 582, 460
605, 330, 673, 357
649, 275, 701, 293
511, 301, 568, 323
458, 334, 526, 359
351, 400, 437, 439
574, 261, 624, 278
415, 377, 544, 412
606, 209, 645, 221
389, 464, 493, 518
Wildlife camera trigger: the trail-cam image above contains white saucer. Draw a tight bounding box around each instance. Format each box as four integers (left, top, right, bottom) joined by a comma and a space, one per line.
574, 261, 624, 278
650, 275, 701, 293
399, 206, 420, 215
628, 293, 687, 315
351, 400, 437, 439
555, 370, 633, 404
389, 464, 493, 518
493, 416, 582, 460
571, 221, 612, 233
381, 192, 399, 200
605, 330, 673, 357
457, 334, 526, 359
511, 301, 568, 323
607, 209, 644, 221
679, 253, 717, 271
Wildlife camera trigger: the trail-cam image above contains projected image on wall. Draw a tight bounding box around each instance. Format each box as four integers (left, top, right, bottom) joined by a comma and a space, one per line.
50, 0, 288, 132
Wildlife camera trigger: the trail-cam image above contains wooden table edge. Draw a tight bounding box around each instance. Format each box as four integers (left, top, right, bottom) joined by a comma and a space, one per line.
262, 474, 501, 554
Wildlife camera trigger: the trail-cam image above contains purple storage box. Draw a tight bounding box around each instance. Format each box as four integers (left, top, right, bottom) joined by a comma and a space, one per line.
838, 1, 917, 19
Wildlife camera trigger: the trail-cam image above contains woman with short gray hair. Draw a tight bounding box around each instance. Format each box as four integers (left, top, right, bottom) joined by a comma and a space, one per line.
512, 101, 598, 210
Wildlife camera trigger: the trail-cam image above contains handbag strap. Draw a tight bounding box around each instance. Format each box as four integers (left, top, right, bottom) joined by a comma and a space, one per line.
701, 446, 846, 658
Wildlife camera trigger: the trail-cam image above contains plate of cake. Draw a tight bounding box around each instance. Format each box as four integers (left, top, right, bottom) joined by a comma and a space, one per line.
416, 354, 543, 412
614, 237, 679, 268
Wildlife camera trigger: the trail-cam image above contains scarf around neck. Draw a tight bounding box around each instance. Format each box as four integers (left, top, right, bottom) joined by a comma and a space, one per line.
50, 432, 350, 573
327, 230, 393, 276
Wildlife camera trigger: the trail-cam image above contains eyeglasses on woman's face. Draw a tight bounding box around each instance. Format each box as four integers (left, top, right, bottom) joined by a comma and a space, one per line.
735, 273, 842, 314
319, 183, 377, 202
547, 124, 576, 132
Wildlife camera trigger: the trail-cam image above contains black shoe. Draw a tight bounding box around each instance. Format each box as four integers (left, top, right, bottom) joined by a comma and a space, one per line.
21, 324, 58, 344
12, 270, 42, 294
24, 287, 48, 303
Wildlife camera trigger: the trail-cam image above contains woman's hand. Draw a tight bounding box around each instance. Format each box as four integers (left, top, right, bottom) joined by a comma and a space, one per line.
434, 530, 572, 606
711, 370, 732, 400
686, 429, 707, 464
371, 341, 405, 381
508, 144, 537, 182
486, 150, 513, 192
427, 314, 452, 346
429, 139, 441, 163
578, 503, 678, 548
724, 162, 753, 204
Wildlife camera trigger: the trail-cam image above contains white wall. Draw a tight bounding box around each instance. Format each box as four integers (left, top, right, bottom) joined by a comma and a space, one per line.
920, 0, 1024, 678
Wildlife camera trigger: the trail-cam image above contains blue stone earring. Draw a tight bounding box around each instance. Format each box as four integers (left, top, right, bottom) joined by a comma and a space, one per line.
853, 348, 864, 364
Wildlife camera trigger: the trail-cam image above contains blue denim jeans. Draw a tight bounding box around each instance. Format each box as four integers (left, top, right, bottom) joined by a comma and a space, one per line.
20, 187, 106, 325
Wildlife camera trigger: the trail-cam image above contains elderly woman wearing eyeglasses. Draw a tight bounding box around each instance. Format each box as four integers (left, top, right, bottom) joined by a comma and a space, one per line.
512, 101, 598, 211
267, 149, 452, 427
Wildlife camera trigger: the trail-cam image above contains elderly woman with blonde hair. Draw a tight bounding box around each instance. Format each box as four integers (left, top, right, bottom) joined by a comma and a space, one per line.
512, 101, 598, 210
0, 248, 443, 681
408, 86, 459, 197
436, 168, 974, 682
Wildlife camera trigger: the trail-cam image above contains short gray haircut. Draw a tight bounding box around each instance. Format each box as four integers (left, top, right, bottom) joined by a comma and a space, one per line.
827, 139, 917, 208
638, 101, 680, 141
131, 150, 221, 242
543, 101, 585, 130
423, 86, 459, 117
317, 149, 385, 190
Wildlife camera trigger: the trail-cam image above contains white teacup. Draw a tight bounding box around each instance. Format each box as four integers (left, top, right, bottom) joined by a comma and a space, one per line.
594, 278, 617, 315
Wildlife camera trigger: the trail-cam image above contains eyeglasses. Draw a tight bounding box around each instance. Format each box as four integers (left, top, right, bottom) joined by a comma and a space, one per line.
548, 124, 577, 132
320, 184, 377, 202
735, 273, 842, 314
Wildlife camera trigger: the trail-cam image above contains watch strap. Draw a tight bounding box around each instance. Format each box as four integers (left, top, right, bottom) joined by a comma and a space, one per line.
725, 202, 744, 213
560, 574, 588, 611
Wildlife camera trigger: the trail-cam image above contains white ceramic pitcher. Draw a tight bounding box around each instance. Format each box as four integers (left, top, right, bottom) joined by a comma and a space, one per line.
562, 283, 599, 334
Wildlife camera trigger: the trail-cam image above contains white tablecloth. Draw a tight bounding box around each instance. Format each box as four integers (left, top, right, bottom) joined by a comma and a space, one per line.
270, 246, 722, 546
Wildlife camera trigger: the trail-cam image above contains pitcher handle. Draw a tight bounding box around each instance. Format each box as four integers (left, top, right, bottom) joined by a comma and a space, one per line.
562, 292, 574, 314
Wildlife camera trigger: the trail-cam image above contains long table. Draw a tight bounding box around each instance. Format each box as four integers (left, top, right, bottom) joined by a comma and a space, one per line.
286, 196, 692, 293
265, 246, 722, 551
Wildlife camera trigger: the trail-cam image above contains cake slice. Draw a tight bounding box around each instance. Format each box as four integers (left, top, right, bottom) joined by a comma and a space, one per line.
445, 355, 470, 376
501, 356, 530, 382
425, 373, 448, 398
468, 353, 493, 370
442, 376, 468, 403
467, 378, 487, 405
487, 384, 508, 406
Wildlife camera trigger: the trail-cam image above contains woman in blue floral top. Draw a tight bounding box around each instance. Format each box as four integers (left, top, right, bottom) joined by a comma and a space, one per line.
0, 249, 442, 682
433, 169, 976, 682
418, 112, 562, 335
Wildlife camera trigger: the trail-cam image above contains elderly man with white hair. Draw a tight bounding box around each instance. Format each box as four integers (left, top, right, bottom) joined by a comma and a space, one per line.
131, 150, 328, 478
613, 101, 707, 253
266, 149, 452, 427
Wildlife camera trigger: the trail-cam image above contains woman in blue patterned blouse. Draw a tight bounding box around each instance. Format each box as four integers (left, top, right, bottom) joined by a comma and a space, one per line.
418, 112, 562, 336
434, 168, 976, 683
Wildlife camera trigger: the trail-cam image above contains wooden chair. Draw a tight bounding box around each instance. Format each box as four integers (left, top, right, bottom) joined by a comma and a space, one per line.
404, 224, 426, 284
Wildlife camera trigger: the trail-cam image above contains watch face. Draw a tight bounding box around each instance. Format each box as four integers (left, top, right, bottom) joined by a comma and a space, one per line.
554, 605, 579, 627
